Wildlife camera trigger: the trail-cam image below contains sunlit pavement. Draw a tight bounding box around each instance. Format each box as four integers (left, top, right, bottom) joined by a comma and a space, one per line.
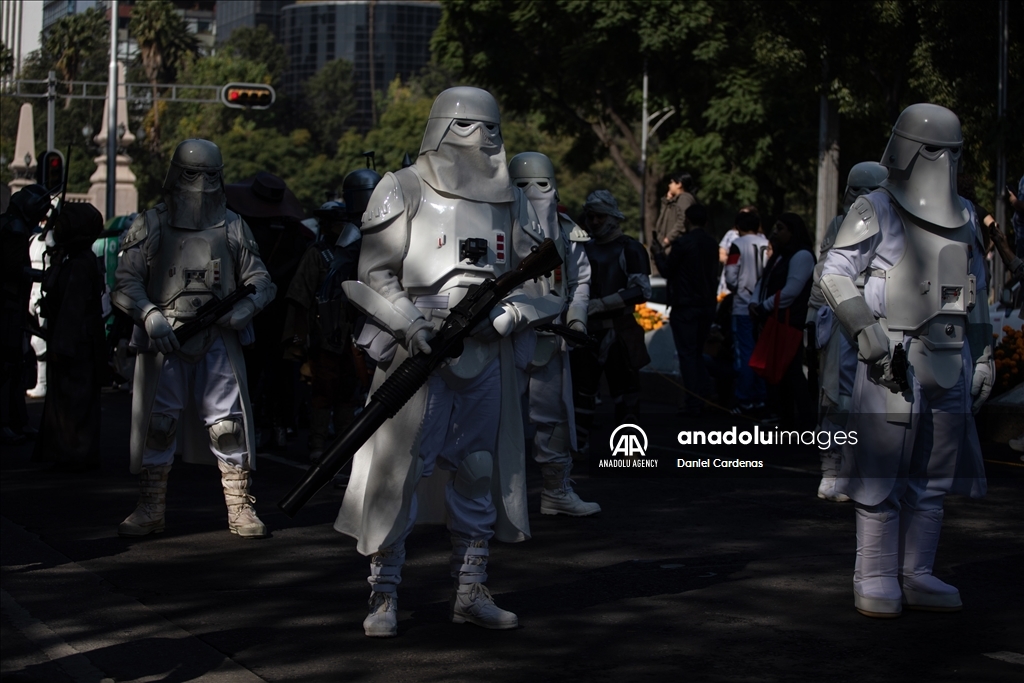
2, 379, 1022, 683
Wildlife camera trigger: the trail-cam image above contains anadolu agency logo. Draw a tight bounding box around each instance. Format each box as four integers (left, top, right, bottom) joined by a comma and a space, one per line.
598, 424, 659, 469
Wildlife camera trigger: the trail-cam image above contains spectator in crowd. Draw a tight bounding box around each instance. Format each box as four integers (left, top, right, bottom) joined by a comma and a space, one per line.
653, 172, 696, 249
717, 205, 758, 301
1009, 174, 1024, 258
32, 203, 106, 471
750, 213, 816, 428
572, 190, 651, 450
225, 172, 311, 450
724, 210, 769, 415
652, 203, 718, 416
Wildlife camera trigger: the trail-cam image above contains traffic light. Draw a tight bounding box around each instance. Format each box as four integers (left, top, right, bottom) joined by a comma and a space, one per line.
37, 150, 65, 192
221, 83, 276, 110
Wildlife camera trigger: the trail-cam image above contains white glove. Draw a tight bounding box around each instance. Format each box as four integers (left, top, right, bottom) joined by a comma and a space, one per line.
971, 346, 995, 413
470, 304, 520, 343
404, 319, 434, 356
568, 319, 587, 334
218, 298, 256, 331
144, 309, 180, 354
489, 303, 520, 338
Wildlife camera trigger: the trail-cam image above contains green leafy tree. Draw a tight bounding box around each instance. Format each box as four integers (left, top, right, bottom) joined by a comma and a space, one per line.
0, 41, 13, 77
303, 59, 357, 155
44, 8, 108, 108
222, 25, 289, 84
131, 0, 197, 151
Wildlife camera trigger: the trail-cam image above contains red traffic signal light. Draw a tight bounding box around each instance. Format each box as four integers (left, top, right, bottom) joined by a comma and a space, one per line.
221, 83, 276, 110
37, 150, 65, 192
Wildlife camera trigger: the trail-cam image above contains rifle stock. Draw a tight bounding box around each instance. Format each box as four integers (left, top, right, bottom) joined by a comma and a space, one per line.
278, 238, 562, 517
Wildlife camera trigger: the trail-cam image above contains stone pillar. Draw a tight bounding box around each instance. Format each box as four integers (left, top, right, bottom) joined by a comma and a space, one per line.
7, 103, 38, 194
89, 63, 138, 221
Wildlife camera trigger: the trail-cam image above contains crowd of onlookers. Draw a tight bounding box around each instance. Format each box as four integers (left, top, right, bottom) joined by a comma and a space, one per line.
647, 170, 1024, 433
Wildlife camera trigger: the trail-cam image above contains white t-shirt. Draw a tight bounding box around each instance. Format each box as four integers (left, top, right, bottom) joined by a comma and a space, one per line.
725, 233, 769, 314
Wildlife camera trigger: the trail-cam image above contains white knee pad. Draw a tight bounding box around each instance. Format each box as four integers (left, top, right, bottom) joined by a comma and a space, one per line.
209, 418, 246, 455
145, 414, 178, 451
453, 451, 493, 500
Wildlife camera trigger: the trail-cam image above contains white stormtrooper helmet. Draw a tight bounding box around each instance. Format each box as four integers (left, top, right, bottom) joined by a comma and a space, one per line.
415, 87, 513, 203
163, 139, 227, 230
879, 103, 969, 229
508, 151, 557, 194
419, 86, 502, 154
509, 152, 559, 236
842, 161, 887, 211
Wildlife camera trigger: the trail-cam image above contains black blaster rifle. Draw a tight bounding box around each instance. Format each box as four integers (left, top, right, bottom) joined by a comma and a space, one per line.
173, 283, 257, 345
535, 322, 595, 348
889, 342, 910, 393
279, 238, 563, 517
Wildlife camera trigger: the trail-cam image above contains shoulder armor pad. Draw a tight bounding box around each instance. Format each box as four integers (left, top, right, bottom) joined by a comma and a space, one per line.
360, 172, 405, 232
818, 213, 844, 255
337, 222, 362, 248
833, 197, 880, 249
120, 209, 156, 251
560, 213, 589, 242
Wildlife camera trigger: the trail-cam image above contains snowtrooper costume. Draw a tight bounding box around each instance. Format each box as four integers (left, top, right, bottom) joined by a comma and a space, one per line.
335, 87, 559, 637
508, 152, 599, 517
26, 230, 51, 398
808, 161, 888, 502
113, 139, 277, 539
819, 104, 993, 618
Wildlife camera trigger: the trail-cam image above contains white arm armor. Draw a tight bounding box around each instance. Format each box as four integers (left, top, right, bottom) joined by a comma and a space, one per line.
354, 172, 431, 342
819, 273, 875, 338
112, 214, 159, 324
566, 241, 591, 329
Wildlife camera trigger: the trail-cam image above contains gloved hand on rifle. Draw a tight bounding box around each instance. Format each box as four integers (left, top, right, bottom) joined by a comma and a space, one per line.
144, 309, 180, 354
971, 345, 995, 413
217, 298, 256, 331
469, 302, 521, 343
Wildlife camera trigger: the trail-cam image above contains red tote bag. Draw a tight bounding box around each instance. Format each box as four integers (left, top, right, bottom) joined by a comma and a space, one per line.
748, 292, 803, 385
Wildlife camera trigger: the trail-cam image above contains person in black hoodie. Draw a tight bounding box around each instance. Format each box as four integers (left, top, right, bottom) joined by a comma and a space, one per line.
33, 203, 106, 471
749, 212, 816, 428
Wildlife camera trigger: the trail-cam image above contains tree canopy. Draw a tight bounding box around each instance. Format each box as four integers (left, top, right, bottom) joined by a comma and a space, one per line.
2, 0, 1020, 237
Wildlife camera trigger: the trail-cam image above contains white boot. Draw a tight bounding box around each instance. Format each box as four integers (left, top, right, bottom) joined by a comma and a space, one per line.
451, 583, 518, 629
449, 538, 517, 629
899, 508, 962, 611
218, 461, 268, 538
853, 506, 902, 618
118, 465, 171, 537
26, 361, 46, 399
363, 591, 398, 637
817, 451, 850, 502
540, 463, 601, 517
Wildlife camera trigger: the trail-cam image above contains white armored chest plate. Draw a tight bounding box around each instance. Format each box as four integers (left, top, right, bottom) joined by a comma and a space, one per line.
403, 182, 514, 314
148, 223, 236, 322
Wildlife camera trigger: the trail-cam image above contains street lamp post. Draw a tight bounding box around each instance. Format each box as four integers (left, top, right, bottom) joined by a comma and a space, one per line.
106, 0, 119, 219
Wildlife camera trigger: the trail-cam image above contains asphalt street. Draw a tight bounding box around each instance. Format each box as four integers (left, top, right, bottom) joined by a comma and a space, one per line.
2, 372, 1023, 683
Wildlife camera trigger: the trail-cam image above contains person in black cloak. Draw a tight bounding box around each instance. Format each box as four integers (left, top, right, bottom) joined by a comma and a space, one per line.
33, 202, 106, 470
224, 172, 311, 449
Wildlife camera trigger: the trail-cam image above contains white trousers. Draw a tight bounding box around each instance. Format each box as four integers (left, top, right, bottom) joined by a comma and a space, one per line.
142, 336, 246, 469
